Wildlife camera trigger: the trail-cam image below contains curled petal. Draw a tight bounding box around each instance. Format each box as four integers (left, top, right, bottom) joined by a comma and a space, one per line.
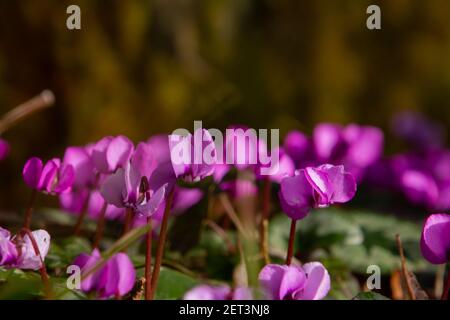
101, 168, 126, 208
106, 136, 134, 173
420, 213, 450, 264
279, 172, 314, 220
295, 262, 330, 300
23, 157, 43, 189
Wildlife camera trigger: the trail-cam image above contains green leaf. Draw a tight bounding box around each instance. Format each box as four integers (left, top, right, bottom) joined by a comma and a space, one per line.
153, 267, 200, 300
352, 292, 390, 300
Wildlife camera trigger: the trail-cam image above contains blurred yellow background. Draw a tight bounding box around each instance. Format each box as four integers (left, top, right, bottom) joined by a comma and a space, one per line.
1, 0, 450, 209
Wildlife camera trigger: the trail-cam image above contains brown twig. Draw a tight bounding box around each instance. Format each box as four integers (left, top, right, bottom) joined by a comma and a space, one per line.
395, 234, 416, 300
0, 90, 54, 134
122, 207, 134, 236
219, 193, 246, 235
205, 219, 236, 253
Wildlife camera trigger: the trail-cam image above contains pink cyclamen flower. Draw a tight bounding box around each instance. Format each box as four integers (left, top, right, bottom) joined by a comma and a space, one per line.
0, 138, 9, 161
279, 164, 356, 220
73, 249, 136, 299
259, 262, 330, 300
420, 213, 450, 264
91, 135, 134, 174
184, 284, 252, 300
22, 157, 75, 194
169, 128, 217, 182
100, 140, 161, 216
0, 227, 50, 270
63, 146, 96, 189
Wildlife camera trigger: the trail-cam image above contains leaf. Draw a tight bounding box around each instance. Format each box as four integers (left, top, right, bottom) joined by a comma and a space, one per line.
0, 268, 42, 299
352, 292, 390, 300
134, 267, 200, 300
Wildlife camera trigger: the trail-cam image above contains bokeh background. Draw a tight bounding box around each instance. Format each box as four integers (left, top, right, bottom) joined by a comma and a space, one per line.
1, 0, 450, 210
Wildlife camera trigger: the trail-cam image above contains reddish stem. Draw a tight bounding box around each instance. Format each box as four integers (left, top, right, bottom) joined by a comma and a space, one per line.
286, 219, 297, 265
441, 263, 450, 300
21, 228, 51, 299
150, 188, 175, 299
23, 189, 37, 230
73, 191, 91, 236
144, 217, 153, 300
122, 207, 134, 236
260, 177, 271, 264
92, 202, 107, 249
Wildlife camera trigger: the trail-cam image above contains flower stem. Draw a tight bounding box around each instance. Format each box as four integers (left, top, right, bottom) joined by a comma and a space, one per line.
260, 177, 271, 264
21, 228, 51, 299
144, 217, 153, 300
23, 189, 37, 230
92, 202, 107, 249
441, 263, 450, 300
73, 192, 91, 236
286, 219, 297, 265
150, 188, 175, 299
122, 207, 134, 236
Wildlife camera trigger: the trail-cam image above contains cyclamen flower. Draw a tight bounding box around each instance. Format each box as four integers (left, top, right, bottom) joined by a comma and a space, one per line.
101, 143, 166, 217
22, 157, 75, 194
313, 123, 383, 180
91, 135, 134, 174
63, 146, 96, 189
60, 189, 124, 221
0, 227, 50, 270
169, 129, 217, 182
73, 249, 136, 299
259, 262, 330, 300
0, 138, 9, 161
279, 164, 356, 220
184, 285, 252, 300
420, 213, 450, 264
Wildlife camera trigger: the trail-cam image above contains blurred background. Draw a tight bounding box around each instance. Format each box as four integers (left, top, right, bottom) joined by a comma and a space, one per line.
1, 0, 450, 210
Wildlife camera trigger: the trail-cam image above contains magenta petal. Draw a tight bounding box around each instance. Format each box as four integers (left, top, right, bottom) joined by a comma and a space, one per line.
74, 249, 102, 292
319, 164, 356, 203
100, 168, 126, 208
59, 189, 89, 214
38, 159, 59, 192
313, 123, 344, 161
401, 170, 439, 207
91, 136, 113, 173
0, 228, 18, 266
17, 230, 50, 270
278, 265, 306, 300
258, 264, 287, 300
63, 146, 95, 188
232, 287, 253, 300
296, 262, 330, 300
0, 139, 10, 161
305, 166, 332, 205
135, 184, 167, 217
420, 213, 450, 264
172, 187, 203, 214
23, 157, 43, 189
106, 136, 134, 173
279, 172, 314, 220
184, 284, 231, 300
147, 134, 171, 164
131, 142, 157, 178
53, 164, 75, 193
102, 253, 136, 298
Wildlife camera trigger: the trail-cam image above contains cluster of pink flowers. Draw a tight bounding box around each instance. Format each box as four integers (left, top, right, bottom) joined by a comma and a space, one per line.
1, 118, 449, 300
